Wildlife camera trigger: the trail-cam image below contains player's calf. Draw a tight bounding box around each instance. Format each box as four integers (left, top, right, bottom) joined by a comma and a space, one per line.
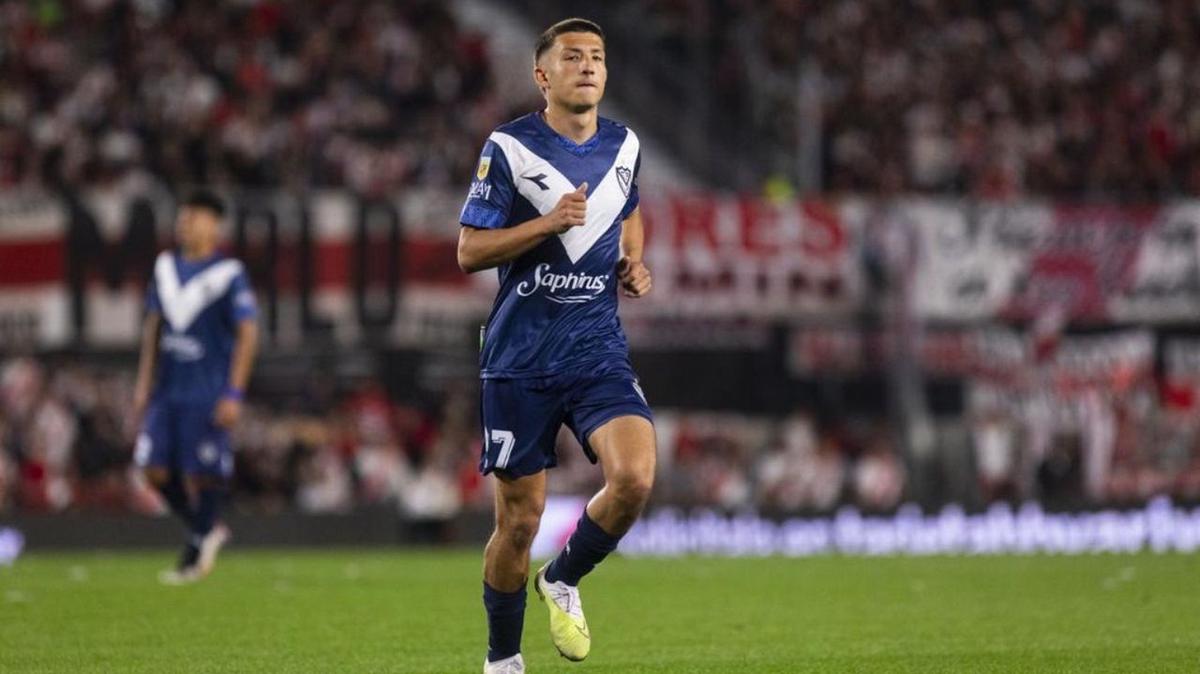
483, 471, 545, 667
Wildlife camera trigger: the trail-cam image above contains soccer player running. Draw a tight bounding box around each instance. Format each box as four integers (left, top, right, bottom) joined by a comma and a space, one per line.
132, 191, 259, 585
458, 18, 656, 674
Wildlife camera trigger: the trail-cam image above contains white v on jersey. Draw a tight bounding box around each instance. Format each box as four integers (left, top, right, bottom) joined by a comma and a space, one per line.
460, 112, 641, 379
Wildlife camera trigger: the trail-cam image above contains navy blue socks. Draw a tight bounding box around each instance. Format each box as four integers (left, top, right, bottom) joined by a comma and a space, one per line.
483, 582, 526, 662
192, 486, 225, 538
155, 475, 196, 529
544, 511, 621, 586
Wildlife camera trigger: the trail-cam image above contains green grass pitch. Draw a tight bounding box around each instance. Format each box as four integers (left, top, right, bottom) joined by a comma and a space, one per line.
1, 549, 1197, 672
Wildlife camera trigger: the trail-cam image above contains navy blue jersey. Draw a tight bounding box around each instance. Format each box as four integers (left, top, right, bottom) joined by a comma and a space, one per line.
146, 251, 257, 404
460, 112, 641, 379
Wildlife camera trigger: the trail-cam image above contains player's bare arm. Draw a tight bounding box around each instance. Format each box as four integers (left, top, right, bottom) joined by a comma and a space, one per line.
457, 183, 588, 273
213, 318, 258, 429
133, 311, 162, 422
617, 207, 651, 297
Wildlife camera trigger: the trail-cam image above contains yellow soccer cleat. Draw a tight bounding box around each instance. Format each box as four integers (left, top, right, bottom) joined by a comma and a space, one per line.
534, 563, 591, 661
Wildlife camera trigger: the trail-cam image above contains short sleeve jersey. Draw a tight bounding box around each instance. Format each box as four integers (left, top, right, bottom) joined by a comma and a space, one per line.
459, 112, 641, 379
146, 251, 258, 404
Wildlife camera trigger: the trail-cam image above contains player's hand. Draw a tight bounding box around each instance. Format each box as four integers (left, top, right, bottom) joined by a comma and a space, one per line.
545, 182, 588, 234
213, 397, 243, 429
616, 256, 652, 297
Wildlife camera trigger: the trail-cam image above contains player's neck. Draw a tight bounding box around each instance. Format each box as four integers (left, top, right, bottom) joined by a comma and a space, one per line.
180, 245, 217, 261
541, 106, 598, 145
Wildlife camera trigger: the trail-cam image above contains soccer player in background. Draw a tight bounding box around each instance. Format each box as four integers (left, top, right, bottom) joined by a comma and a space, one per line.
132, 190, 259, 585
457, 18, 656, 674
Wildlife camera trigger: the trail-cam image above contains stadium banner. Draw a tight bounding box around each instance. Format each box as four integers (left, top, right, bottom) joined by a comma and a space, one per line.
635, 194, 863, 319
619, 498, 1200, 557
788, 325, 1152, 389
906, 200, 1200, 322
7, 187, 1200, 347
0, 187, 864, 347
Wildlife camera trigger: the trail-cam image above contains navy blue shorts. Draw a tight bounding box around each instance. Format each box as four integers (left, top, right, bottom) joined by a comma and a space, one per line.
478, 359, 653, 478
134, 400, 234, 480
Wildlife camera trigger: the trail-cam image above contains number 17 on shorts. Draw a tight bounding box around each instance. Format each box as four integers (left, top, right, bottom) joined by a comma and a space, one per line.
485, 429, 516, 471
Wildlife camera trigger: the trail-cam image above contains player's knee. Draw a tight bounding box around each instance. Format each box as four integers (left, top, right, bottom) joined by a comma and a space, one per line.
496, 511, 541, 551
608, 468, 654, 510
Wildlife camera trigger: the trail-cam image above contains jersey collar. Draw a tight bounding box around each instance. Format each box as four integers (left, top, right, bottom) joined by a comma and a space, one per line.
535, 112, 601, 157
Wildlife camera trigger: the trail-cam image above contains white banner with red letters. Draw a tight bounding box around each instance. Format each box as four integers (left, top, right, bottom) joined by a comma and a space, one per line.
0, 187, 865, 347
5, 188, 1200, 348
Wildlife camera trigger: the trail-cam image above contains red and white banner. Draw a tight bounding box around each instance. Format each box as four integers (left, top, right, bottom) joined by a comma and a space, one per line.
635, 195, 863, 318
0, 187, 494, 347
905, 200, 1200, 322
0, 188, 864, 347
789, 325, 1154, 392
5, 187, 1200, 348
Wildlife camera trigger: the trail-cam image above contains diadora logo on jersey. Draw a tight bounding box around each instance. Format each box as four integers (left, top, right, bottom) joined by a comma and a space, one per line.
476, 155, 491, 180
468, 180, 492, 200
616, 166, 632, 197
522, 173, 550, 191
516, 263, 609, 304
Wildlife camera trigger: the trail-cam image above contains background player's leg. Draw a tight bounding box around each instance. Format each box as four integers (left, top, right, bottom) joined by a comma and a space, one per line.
483, 470, 546, 663
177, 410, 235, 577
138, 407, 202, 576
138, 405, 196, 531
545, 415, 655, 586
186, 474, 225, 537
185, 472, 231, 575
144, 467, 196, 530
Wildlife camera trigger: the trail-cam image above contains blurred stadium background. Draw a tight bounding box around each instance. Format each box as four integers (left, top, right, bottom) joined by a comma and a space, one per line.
6, 2, 1200, 672
3, 0, 1200, 557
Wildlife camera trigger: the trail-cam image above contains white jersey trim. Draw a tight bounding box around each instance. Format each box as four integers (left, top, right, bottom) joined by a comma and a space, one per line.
489, 129, 639, 264
154, 252, 243, 332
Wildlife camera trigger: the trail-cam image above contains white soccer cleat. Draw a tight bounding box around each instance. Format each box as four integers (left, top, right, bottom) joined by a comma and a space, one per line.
157, 567, 201, 586
535, 563, 591, 661
195, 523, 231, 578
483, 653, 524, 673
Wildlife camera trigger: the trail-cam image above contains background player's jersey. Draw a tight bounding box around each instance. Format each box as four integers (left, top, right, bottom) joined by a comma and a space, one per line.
460, 112, 641, 379
146, 251, 257, 404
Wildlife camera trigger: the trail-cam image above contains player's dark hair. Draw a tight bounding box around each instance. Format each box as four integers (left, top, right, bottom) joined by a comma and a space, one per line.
181, 189, 226, 219
535, 18, 604, 61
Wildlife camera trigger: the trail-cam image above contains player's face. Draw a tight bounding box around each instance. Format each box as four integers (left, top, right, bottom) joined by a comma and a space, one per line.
536, 32, 606, 113
175, 206, 221, 254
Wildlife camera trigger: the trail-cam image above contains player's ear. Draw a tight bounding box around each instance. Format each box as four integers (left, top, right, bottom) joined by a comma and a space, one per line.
533, 63, 548, 92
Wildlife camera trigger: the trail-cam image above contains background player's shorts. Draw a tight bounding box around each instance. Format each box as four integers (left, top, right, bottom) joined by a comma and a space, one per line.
134, 400, 234, 479
478, 359, 653, 478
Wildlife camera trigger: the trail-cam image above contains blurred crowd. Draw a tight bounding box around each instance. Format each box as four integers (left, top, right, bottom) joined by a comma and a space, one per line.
633, 0, 1200, 197
967, 380, 1200, 510
0, 355, 906, 516
0, 356, 488, 518
0, 0, 503, 194
6, 354, 1199, 518
4, 0, 1200, 198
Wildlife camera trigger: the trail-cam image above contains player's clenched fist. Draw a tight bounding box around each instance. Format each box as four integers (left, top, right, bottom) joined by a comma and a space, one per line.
545, 182, 588, 233
616, 256, 652, 297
